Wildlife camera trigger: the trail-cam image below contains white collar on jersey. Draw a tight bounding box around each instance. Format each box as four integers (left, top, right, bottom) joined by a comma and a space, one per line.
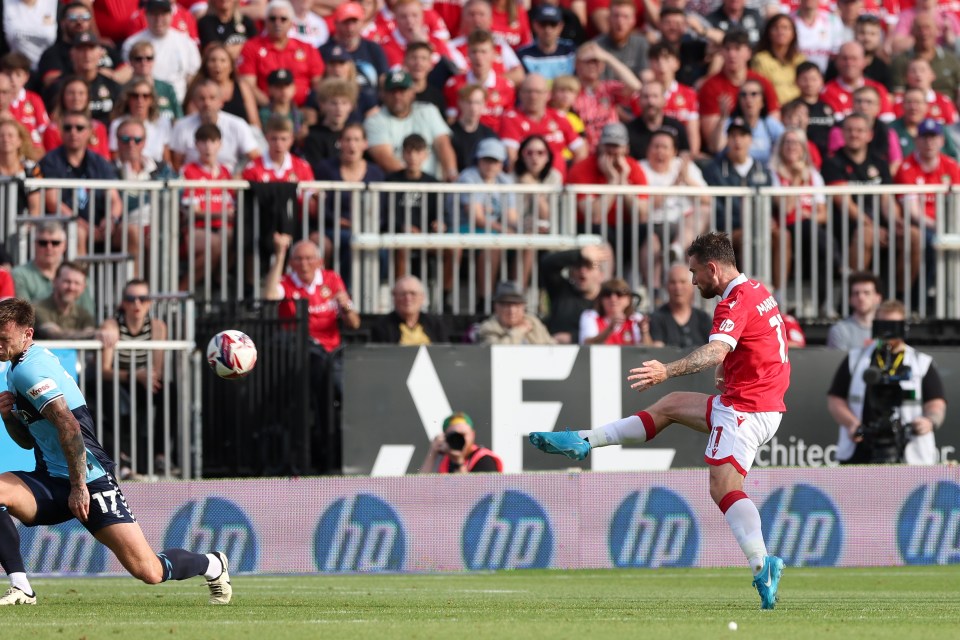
721, 273, 748, 300
290, 268, 324, 293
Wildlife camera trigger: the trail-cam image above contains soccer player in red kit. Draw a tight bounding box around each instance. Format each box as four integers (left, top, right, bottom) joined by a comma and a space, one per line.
531, 231, 788, 610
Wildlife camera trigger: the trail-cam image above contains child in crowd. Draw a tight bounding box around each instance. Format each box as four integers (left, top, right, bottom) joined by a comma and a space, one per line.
548, 75, 585, 162
258, 69, 306, 146
0, 52, 50, 146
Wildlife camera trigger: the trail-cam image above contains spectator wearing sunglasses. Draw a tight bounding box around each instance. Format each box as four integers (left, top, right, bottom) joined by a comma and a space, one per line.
125, 40, 181, 120
37, 1, 130, 89
11, 221, 96, 316
107, 77, 172, 165
579, 278, 651, 346
122, 0, 202, 104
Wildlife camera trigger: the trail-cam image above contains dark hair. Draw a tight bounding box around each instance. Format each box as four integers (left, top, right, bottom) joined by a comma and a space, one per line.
722, 29, 751, 48
0, 298, 35, 329
56, 260, 88, 279
795, 60, 822, 78
0, 52, 32, 74
195, 123, 222, 142
848, 270, 882, 295
659, 7, 686, 19
404, 41, 433, 57
467, 29, 494, 47
687, 232, 737, 267
402, 133, 427, 152
124, 278, 150, 294
732, 80, 769, 119
53, 76, 91, 121
781, 98, 808, 120
595, 278, 635, 315
648, 42, 680, 61
755, 14, 799, 62
514, 134, 555, 182
649, 128, 678, 151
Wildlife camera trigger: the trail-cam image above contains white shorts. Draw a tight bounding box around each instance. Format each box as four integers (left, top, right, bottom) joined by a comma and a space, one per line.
704, 395, 782, 476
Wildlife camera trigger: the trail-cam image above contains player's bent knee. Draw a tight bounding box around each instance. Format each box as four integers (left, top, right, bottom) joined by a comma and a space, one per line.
132, 559, 165, 585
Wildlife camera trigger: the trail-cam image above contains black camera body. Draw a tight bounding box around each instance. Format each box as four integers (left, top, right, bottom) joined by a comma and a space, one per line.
859, 326, 915, 463
445, 431, 466, 451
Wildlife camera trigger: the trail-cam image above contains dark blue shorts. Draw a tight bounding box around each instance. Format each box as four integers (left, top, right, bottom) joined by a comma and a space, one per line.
13, 471, 138, 534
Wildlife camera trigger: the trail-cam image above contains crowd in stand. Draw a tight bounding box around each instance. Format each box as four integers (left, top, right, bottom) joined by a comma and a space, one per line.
2, 0, 958, 326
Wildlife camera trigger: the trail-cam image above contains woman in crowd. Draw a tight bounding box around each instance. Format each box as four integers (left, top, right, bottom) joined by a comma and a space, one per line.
711, 79, 784, 166
41, 76, 110, 156
0, 118, 42, 217
186, 43, 261, 130
127, 40, 182, 120
579, 278, 651, 346
751, 14, 805, 106
108, 77, 172, 164
514, 134, 562, 287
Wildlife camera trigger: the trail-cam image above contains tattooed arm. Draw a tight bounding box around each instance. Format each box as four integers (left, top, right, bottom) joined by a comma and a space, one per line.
627, 341, 732, 392
40, 397, 90, 522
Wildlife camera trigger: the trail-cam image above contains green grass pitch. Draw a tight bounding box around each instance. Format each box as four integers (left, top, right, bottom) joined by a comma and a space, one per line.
4, 566, 959, 640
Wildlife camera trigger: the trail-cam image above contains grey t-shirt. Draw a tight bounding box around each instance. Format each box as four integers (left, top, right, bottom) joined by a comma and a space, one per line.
826, 316, 873, 351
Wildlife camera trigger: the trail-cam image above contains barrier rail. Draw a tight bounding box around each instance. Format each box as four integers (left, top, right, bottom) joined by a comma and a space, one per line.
4, 178, 959, 321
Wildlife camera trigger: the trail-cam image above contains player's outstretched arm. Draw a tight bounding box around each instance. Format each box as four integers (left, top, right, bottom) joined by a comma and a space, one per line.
628, 341, 731, 392
0, 391, 35, 450
40, 397, 90, 523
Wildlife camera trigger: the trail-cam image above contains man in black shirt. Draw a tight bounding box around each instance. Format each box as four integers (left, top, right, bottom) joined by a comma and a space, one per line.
657, 8, 709, 87
302, 78, 356, 172
197, 0, 257, 58
706, 0, 763, 47
626, 80, 689, 159
796, 61, 834, 160
42, 33, 120, 124
649, 263, 712, 348
449, 84, 497, 173
36, 2, 127, 89
539, 243, 612, 343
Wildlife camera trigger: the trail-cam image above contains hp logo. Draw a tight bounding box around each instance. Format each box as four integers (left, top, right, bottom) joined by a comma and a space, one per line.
898, 481, 960, 565
314, 494, 406, 572
608, 488, 698, 568
760, 484, 842, 567
163, 497, 258, 571
462, 490, 553, 570
18, 519, 108, 574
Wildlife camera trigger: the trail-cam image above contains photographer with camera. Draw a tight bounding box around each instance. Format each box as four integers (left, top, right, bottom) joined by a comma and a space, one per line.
419, 412, 504, 474
826, 300, 947, 465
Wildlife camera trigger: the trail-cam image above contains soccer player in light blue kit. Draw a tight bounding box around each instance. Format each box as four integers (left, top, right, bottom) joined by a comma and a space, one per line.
0, 298, 232, 605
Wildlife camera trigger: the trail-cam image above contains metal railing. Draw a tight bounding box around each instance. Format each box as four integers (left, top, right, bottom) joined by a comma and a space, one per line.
3, 178, 959, 321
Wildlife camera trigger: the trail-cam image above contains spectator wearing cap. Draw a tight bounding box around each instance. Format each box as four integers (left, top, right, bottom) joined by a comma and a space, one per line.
129, 0, 200, 44
710, 78, 784, 166
572, 41, 641, 153
789, 0, 842, 73
702, 118, 772, 270
371, 275, 449, 345
188, 42, 262, 130
3, 0, 59, 71
377, 0, 467, 71
365, 70, 458, 181
593, 0, 648, 83
319, 2, 389, 93
37, 1, 130, 89
302, 78, 357, 167
822, 42, 894, 125
288, 0, 330, 48
258, 69, 306, 140
895, 117, 960, 298
419, 412, 504, 474
237, 0, 325, 107
579, 277, 651, 346
443, 30, 516, 134
890, 12, 960, 102
198, 0, 258, 59
499, 73, 585, 174
476, 282, 554, 345
122, 0, 202, 105
0, 53, 51, 147
316, 45, 379, 122
404, 41, 447, 114
626, 80, 690, 160
706, 0, 763, 46
449, 0, 527, 86
169, 78, 261, 173
539, 243, 614, 343
698, 30, 779, 155
892, 88, 960, 160
515, 4, 577, 81
42, 33, 122, 125
453, 138, 518, 308
567, 122, 648, 244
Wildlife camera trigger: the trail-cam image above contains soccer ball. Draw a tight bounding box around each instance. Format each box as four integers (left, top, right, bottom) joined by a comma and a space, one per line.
206, 330, 257, 379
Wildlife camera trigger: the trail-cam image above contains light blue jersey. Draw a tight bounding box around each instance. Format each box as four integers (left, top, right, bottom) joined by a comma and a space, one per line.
7, 344, 112, 481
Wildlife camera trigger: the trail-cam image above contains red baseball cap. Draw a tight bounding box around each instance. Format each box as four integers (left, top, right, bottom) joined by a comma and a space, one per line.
334, 2, 364, 22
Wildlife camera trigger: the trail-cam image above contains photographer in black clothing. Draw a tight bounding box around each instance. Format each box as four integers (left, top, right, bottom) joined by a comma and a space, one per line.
539, 243, 612, 344
827, 300, 946, 464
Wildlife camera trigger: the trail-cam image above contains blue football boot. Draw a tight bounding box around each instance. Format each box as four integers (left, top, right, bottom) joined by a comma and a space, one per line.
752, 555, 785, 610
528, 430, 591, 460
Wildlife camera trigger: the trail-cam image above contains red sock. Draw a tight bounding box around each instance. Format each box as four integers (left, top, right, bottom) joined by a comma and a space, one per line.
719, 490, 749, 514
636, 411, 657, 442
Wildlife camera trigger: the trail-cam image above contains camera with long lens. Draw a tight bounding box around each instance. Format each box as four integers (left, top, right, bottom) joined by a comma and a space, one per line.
857, 319, 914, 463
445, 431, 466, 451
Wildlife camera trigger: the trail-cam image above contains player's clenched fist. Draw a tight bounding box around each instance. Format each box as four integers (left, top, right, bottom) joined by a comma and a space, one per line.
0, 390, 16, 416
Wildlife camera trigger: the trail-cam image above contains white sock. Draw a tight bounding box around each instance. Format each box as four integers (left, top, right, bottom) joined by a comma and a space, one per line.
10, 572, 32, 594
724, 498, 768, 573
578, 414, 651, 447
203, 554, 223, 580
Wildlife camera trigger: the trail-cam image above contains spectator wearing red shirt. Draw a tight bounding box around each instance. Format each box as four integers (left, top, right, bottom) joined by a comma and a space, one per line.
449, 0, 526, 85
489, 0, 533, 48
586, 0, 658, 36
241, 115, 316, 210
92, 0, 142, 45
567, 122, 649, 265
648, 42, 701, 157
443, 30, 516, 134
501, 73, 586, 172
698, 29, 779, 154
0, 53, 51, 147
895, 118, 960, 294
372, 0, 452, 44
377, 0, 465, 70
40, 76, 110, 158
237, 0, 325, 107
892, 58, 959, 125
572, 41, 642, 153
821, 42, 894, 124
